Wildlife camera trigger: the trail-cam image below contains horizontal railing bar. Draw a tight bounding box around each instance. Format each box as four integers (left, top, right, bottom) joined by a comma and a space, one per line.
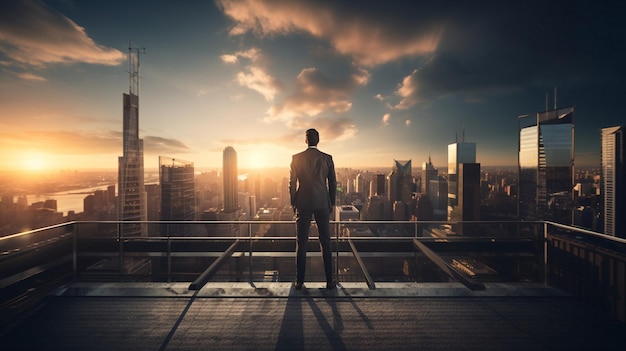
546, 221, 626, 244
0, 222, 74, 241
69, 220, 543, 224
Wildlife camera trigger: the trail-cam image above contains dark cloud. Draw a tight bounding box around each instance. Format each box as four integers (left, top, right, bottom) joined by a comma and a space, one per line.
0, 0, 124, 69
288, 116, 357, 142
0, 130, 190, 155
267, 66, 368, 120
143, 136, 191, 154
395, 1, 626, 106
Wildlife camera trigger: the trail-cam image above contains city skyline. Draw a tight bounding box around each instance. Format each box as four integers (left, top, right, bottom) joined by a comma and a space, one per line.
1, 1, 625, 172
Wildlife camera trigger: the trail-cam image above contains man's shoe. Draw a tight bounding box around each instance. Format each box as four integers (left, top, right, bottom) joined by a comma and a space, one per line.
326, 281, 336, 289
293, 281, 303, 290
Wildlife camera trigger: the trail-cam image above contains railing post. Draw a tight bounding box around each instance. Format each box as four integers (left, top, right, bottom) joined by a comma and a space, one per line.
335, 220, 339, 283
248, 222, 253, 285
543, 221, 548, 285
118, 222, 124, 281
72, 222, 78, 280
167, 234, 171, 283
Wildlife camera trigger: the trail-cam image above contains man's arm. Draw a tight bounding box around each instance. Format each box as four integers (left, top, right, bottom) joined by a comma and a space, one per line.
289, 155, 298, 211
327, 155, 337, 207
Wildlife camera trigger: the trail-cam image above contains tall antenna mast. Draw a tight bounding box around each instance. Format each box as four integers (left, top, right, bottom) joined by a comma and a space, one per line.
554, 86, 557, 110
128, 39, 146, 96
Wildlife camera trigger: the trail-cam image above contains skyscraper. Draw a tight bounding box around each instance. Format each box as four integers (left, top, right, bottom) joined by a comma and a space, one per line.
448, 137, 476, 221
388, 160, 413, 220
421, 155, 437, 194
451, 162, 481, 229
118, 47, 147, 236
159, 157, 196, 223
371, 174, 386, 197
518, 107, 574, 224
601, 126, 624, 238
355, 173, 366, 195
223, 146, 238, 213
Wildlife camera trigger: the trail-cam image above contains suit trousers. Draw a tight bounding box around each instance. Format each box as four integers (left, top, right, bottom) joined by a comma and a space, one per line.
295, 208, 333, 284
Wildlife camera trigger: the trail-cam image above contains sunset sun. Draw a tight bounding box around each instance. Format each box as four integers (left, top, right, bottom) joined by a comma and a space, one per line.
22, 155, 49, 171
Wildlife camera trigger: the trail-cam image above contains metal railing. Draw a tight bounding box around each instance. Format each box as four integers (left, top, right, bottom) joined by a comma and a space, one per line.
1, 220, 624, 321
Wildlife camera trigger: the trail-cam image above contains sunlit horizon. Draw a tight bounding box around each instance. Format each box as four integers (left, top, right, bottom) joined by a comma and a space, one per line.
0, 1, 621, 175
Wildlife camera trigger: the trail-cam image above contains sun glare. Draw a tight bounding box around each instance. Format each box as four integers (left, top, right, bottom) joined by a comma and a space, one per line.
245, 151, 271, 169
22, 156, 48, 171
240, 146, 290, 170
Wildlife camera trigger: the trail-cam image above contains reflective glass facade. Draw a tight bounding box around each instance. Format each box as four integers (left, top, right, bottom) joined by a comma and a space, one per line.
223, 146, 238, 213
601, 126, 625, 237
118, 92, 147, 236
518, 107, 574, 224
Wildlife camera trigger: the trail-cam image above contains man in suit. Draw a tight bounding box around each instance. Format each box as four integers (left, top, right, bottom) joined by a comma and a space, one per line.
289, 128, 337, 289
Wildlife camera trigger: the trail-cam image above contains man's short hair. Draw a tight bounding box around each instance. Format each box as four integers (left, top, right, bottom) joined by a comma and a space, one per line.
306, 129, 319, 146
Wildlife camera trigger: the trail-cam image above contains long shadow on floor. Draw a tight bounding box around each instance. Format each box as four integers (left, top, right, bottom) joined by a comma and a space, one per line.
304, 292, 347, 350
275, 287, 350, 351
275, 288, 305, 350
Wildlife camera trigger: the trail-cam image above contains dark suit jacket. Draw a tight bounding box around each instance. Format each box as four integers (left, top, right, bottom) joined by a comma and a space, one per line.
289, 147, 337, 210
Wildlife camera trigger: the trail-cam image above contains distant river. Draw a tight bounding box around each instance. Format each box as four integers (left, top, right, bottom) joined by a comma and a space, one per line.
26, 184, 114, 216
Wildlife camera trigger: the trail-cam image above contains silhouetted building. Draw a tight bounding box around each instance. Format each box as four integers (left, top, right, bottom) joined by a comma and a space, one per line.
370, 174, 386, 197
601, 126, 625, 238
388, 160, 413, 220
412, 193, 434, 221
429, 177, 448, 220
159, 157, 196, 225
450, 163, 481, 235
518, 107, 574, 224
145, 184, 160, 221
421, 156, 438, 194
43, 199, 57, 211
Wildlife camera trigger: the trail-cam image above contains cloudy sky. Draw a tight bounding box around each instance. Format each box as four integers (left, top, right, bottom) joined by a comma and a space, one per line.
0, 0, 624, 172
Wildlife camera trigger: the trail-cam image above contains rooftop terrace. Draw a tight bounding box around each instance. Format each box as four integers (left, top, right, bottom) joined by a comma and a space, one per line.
1, 220, 625, 350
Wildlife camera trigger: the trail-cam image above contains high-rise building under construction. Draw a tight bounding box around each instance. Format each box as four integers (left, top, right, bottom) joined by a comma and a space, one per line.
118, 45, 147, 236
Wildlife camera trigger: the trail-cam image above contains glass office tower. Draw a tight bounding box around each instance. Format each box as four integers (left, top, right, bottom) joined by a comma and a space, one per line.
518, 107, 574, 224
601, 126, 625, 238
448, 140, 476, 221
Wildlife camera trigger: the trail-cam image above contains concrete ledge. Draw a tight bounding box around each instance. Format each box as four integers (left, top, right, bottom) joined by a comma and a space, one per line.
52, 281, 570, 298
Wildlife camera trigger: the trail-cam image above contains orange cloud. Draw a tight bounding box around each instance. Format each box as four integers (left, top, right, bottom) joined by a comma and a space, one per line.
236, 66, 281, 101
222, 48, 281, 101
0, 0, 124, 69
382, 113, 391, 126
216, 0, 443, 66
220, 48, 261, 64
395, 69, 421, 109
267, 66, 368, 120
16, 72, 46, 82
